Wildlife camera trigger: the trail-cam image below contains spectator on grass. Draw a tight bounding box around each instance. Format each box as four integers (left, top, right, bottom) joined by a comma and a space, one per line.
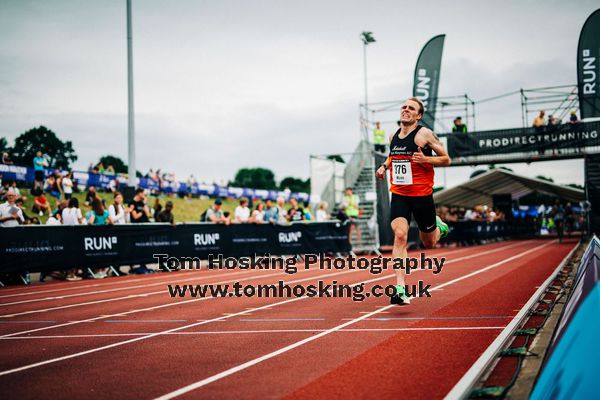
249, 202, 265, 224
156, 200, 175, 225
62, 197, 83, 225
33, 151, 48, 191
15, 196, 29, 222
234, 197, 251, 223
108, 192, 127, 224
9, 181, 20, 197
128, 188, 150, 223
316, 201, 330, 222
85, 186, 98, 206
287, 198, 304, 222
0, 190, 24, 227
263, 199, 279, 224
204, 198, 230, 224
2, 152, 13, 165
33, 192, 51, 216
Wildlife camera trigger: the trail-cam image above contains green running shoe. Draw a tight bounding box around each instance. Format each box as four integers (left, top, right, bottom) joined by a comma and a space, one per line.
390, 285, 411, 306
436, 216, 449, 238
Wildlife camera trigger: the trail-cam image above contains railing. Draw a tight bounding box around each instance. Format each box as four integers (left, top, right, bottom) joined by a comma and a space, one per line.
344, 140, 372, 189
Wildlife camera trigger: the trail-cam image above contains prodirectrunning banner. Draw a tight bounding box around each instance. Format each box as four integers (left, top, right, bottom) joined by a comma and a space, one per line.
0, 223, 351, 274
444, 121, 600, 162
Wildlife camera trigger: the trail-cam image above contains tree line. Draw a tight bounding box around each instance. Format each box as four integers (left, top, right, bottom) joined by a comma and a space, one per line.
1, 126, 309, 192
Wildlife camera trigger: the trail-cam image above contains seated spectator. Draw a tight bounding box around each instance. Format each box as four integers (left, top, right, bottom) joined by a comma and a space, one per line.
9, 181, 20, 197
88, 198, 111, 225
316, 201, 330, 222
85, 186, 98, 206
303, 201, 312, 220
0, 190, 25, 227
44, 175, 61, 200
263, 199, 279, 224
15, 196, 29, 222
276, 196, 288, 224
204, 198, 230, 224
287, 198, 304, 222
108, 192, 127, 224
156, 201, 175, 225
234, 197, 251, 223
249, 202, 265, 224
46, 210, 62, 225
33, 192, 51, 216
153, 197, 162, 219
2, 152, 13, 165
62, 197, 83, 225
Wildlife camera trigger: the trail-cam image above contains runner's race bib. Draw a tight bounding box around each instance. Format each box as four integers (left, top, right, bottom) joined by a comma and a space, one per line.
391, 159, 413, 185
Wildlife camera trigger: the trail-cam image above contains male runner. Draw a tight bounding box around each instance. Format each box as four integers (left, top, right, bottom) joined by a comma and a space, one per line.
376, 97, 451, 305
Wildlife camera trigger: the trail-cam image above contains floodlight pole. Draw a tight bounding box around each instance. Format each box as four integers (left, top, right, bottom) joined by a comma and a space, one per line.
126, 0, 136, 187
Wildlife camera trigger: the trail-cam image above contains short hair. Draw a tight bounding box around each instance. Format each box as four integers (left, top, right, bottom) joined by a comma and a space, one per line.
407, 97, 424, 116
135, 188, 144, 195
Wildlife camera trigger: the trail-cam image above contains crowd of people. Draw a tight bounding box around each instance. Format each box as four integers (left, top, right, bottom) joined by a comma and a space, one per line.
437, 205, 506, 223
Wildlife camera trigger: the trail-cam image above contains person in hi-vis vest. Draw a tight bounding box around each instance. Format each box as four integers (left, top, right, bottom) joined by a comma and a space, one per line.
373, 121, 386, 153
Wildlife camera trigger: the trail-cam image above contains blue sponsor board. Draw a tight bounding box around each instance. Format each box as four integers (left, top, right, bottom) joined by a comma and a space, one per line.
531, 237, 600, 399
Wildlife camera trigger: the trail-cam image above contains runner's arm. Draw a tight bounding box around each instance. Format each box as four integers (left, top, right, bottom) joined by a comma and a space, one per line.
413, 129, 451, 166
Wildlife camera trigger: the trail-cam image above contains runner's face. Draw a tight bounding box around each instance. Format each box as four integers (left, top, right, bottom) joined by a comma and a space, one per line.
400, 100, 422, 124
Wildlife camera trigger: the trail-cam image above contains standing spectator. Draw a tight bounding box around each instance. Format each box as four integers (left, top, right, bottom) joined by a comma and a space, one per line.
343, 187, 361, 242
373, 121, 386, 152
128, 188, 150, 223
533, 110, 546, 132
204, 198, 230, 224
263, 199, 279, 224
32, 151, 48, 192
105, 165, 115, 175
249, 202, 265, 224
234, 197, 251, 223
569, 111, 580, 125
156, 201, 175, 225
316, 201, 330, 222
108, 192, 127, 224
0, 190, 24, 227
61, 172, 74, 200
452, 117, 468, 133
2, 152, 13, 165
33, 192, 51, 216
287, 198, 304, 222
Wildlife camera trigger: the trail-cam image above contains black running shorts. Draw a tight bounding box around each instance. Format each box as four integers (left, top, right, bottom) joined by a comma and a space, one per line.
390, 193, 437, 233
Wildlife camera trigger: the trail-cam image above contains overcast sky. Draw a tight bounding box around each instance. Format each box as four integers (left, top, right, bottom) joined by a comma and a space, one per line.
1, 0, 597, 188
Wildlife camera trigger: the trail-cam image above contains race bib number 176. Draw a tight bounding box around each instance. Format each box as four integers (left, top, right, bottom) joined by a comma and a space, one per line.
391, 159, 413, 185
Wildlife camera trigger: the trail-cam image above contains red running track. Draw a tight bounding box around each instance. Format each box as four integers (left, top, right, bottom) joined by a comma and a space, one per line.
0, 238, 577, 399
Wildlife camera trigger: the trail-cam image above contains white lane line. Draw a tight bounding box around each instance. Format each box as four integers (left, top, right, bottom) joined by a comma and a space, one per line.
0, 326, 505, 339
0, 269, 264, 307
0, 240, 529, 338
153, 240, 555, 400
0, 268, 213, 298
0, 243, 488, 300
0, 268, 359, 339
0, 240, 547, 378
